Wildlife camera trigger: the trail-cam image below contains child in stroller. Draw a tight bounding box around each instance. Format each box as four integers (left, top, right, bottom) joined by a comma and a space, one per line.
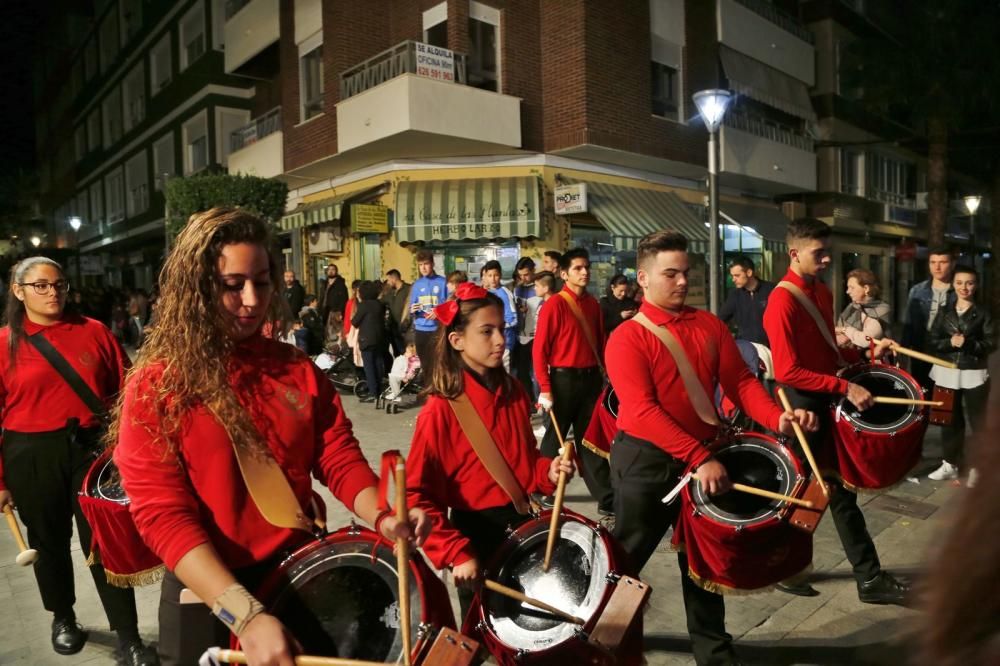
376, 342, 422, 413
313, 315, 369, 397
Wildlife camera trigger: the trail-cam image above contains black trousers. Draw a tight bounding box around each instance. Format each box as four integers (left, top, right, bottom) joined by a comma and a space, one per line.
512, 340, 537, 401
414, 329, 438, 381
942, 380, 990, 468
609, 433, 733, 666
780, 386, 881, 583
1, 427, 139, 632
540, 367, 614, 512
361, 348, 387, 396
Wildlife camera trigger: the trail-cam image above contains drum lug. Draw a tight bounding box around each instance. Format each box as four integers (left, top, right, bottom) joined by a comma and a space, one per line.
347, 519, 362, 535
605, 571, 622, 585
734, 524, 744, 533
853, 426, 860, 434
515, 649, 529, 661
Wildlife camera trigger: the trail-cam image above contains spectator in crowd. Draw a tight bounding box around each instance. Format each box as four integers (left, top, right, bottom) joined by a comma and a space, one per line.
533, 271, 556, 304
836, 269, 891, 349
480, 260, 517, 372
300, 294, 324, 355
352, 281, 389, 403
344, 280, 361, 339
409, 251, 448, 376
382, 269, 411, 357
512, 257, 541, 398
282, 270, 305, 317
541, 250, 564, 292
902, 247, 956, 390
718, 255, 774, 346
124, 290, 151, 354
446, 270, 468, 296
319, 264, 348, 335
600, 274, 639, 337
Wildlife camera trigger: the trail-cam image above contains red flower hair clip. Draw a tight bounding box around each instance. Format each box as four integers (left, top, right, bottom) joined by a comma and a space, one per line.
433, 282, 490, 326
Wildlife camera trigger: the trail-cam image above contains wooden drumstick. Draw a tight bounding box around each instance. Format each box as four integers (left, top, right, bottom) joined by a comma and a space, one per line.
483, 579, 585, 625
3, 505, 38, 566
199, 647, 387, 666
872, 396, 944, 407
776, 388, 829, 498
690, 474, 814, 508
394, 460, 412, 666
543, 411, 573, 572
889, 343, 959, 369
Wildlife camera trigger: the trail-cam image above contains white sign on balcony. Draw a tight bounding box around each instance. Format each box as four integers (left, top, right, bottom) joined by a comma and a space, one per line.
555, 183, 588, 215
415, 42, 455, 83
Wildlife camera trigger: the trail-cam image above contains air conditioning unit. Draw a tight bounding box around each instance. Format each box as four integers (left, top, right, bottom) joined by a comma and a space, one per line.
915, 192, 928, 210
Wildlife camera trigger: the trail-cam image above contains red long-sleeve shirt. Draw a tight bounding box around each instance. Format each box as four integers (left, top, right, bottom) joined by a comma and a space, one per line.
606, 301, 784, 466
405, 372, 556, 570
763, 270, 860, 395
113, 336, 378, 571
0, 315, 128, 491
532, 287, 606, 393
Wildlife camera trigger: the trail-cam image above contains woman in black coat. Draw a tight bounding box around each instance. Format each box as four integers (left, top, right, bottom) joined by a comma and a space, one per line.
351, 280, 388, 402
600, 274, 639, 336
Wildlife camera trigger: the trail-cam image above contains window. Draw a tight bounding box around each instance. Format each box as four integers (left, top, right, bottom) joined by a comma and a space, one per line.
183, 111, 209, 174
105, 168, 125, 223
99, 7, 120, 73
87, 110, 102, 152
216, 108, 251, 166
84, 39, 98, 81
423, 2, 448, 48
651, 62, 679, 119
76, 190, 89, 226
123, 62, 145, 132
90, 180, 104, 226
299, 34, 324, 121
866, 153, 910, 204
75, 126, 87, 162
180, 2, 206, 70
467, 2, 500, 92
102, 88, 123, 149
125, 151, 148, 217
151, 33, 173, 93
152, 133, 175, 189
120, 0, 143, 46
840, 149, 863, 196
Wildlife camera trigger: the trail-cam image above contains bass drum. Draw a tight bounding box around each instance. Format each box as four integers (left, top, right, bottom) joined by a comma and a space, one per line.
833, 362, 927, 489
672, 432, 824, 593
247, 524, 455, 663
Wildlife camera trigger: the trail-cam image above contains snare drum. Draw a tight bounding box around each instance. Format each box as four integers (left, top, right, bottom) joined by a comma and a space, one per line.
466, 509, 649, 665
78, 450, 164, 587
833, 362, 927, 489
672, 432, 824, 593
246, 524, 455, 664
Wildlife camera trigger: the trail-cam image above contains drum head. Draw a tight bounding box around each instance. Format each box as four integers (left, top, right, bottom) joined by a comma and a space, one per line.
691, 437, 796, 528
838, 366, 921, 432
267, 538, 414, 662
603, 387, 619, 419
88, 457, 128, 505
485, 518, 611, 652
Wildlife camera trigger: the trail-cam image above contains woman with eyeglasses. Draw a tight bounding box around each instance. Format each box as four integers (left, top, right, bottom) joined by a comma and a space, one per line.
0, 257, 156, 665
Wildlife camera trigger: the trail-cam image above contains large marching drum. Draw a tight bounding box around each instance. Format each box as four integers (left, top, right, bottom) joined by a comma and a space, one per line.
672, 432, 827, 593
832, 362, 927, 489
465, 508, 649, 665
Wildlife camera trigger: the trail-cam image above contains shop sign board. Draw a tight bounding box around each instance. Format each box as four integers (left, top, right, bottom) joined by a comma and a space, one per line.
350, 204, 390, 234
895, 241, 917, 262
415, 42, 455, 82
555, 183, 588, 215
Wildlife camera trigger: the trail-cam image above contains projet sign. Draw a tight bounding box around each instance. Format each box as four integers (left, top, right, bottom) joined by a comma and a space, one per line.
554, 183, 588, 215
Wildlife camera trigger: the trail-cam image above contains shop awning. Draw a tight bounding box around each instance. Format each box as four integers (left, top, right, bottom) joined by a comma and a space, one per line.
568, 179, 709, 253
720, 201, 790, 253
719, 46, 817, 121
394, 177, 542, 243
280, 182, 389, 232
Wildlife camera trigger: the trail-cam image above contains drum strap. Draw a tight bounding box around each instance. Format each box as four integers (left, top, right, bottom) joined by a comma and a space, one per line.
27, 333, 108, 422
230, 443, 316, 533
776, 281, 846, 366
448, 394, 533, 515
632, 312, 720, 427
557, 290, 604, 374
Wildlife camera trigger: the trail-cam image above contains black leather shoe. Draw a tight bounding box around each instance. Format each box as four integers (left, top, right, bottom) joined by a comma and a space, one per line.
775, 581, 820, 597
858, 571, 909, 605
51, 617, 88, 655
118, 640, 160, 666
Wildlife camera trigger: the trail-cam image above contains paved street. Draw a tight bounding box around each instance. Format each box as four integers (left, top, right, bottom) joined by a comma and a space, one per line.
0, 390, 961, 665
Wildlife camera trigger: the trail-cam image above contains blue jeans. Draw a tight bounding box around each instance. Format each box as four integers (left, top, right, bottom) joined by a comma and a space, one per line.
361, 349, 386, 397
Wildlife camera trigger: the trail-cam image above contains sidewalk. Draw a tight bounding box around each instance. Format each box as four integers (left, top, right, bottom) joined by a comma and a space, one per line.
0, 394, 960, 665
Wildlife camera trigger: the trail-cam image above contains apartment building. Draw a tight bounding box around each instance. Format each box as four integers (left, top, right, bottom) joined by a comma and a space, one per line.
35, 0, 256, 289
224, 0, 819, 299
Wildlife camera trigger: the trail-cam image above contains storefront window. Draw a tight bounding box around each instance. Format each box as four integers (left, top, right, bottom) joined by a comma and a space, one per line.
570, 225, 618, 296
434, 242, 521, 284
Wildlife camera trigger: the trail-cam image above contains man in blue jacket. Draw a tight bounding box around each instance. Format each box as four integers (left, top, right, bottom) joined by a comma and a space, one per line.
902, 247, 956, 390
481, 260, 518, 372
408, 250, 448, 377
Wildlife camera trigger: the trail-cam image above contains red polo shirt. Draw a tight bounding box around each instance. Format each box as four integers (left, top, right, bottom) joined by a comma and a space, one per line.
763, 270, 860, 394
606, 301, 784, 466
532, 287, 605, 393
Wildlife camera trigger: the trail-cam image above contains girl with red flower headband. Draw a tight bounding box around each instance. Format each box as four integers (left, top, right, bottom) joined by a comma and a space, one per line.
405, 281, 574, 618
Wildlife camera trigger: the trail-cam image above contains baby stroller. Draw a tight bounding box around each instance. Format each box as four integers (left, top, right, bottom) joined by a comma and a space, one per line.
314, 343, 369, 398
374, 368, 424, 414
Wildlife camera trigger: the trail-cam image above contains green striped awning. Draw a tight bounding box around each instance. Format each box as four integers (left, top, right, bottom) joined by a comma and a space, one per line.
280, 196, 346, 231
720, 202, 791, 254
567, 179, 709, 254
394, 177, 542, 243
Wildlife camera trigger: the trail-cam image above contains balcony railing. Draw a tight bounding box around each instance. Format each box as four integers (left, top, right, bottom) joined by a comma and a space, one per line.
230, 107, 282, 153
732, 0, 815, 43
340, 40, 468, 101
724, 112, 815, 152
869, 188, 912, 207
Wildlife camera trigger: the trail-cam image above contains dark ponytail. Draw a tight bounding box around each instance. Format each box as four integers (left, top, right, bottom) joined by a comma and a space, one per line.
4, 257, 65, 366
424, 293, 510, 400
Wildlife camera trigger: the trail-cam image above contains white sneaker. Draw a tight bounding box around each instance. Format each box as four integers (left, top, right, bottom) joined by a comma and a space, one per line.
967, 468, 979, 488
928, 461, 959, 481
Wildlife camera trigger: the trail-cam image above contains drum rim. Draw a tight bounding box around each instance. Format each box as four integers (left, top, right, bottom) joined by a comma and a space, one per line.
87, 455, 130, 506
482, 514, 613, 652
836, 365, 923, 433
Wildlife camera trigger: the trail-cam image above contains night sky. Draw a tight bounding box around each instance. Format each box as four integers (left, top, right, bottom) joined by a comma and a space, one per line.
0, 3, 40, 175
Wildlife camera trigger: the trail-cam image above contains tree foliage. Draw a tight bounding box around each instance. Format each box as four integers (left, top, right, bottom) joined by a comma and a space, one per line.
164, 172, 288, 236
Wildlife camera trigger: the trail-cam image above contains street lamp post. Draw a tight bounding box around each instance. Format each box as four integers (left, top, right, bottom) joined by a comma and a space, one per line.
693, 89, 733, 314
68, 216, 82, 285
963, 195, 981, 261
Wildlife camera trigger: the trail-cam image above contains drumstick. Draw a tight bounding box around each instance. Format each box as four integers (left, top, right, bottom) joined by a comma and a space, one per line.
483, 579, 585, 625
889, 343, 959, 369
776, 388, 828, 498
199, 647, 387, 666
543, 411, 573, 572
872, 396, 944, 407
690, 474, 814, 508
394, 460, 412, 666
2, 505, 38, 566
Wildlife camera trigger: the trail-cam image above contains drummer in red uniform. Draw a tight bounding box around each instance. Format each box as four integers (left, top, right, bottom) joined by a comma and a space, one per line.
111, 208, 429, 666
405, 282, 573, 617
762, 217, 908, 604
606, 230, 817, 666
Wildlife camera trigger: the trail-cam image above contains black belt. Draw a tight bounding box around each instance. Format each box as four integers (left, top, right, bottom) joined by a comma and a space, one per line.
550, 366, 600, 375
615, 430, 694, 467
